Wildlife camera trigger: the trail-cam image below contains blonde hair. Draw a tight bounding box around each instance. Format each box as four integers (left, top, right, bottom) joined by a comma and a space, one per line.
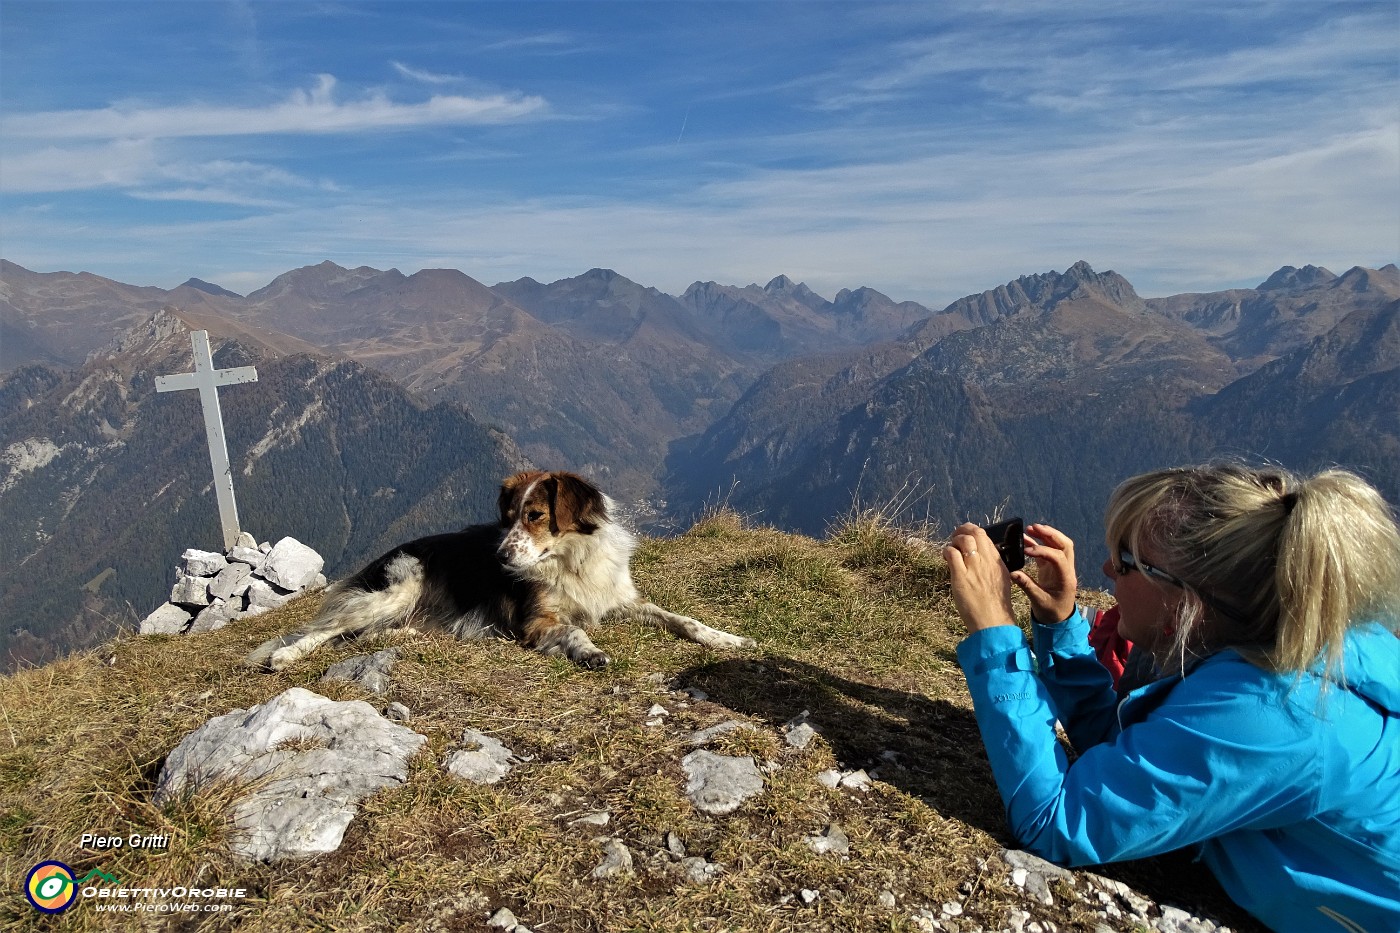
1104, 463, 1400, 678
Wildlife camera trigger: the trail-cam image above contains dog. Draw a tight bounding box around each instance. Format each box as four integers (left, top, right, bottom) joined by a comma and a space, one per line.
245, 470, 753, 671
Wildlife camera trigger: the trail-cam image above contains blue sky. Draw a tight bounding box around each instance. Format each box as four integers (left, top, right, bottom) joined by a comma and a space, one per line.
2, 1, 1397, 307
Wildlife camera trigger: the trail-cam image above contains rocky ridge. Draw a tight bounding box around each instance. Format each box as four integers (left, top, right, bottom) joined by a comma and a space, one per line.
154, 661, 1243, 933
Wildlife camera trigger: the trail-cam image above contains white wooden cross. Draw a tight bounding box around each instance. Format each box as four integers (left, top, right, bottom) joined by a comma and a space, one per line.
156, 330, 259, 550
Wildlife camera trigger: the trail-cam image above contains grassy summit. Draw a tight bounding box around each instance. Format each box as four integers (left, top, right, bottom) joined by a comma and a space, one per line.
0, 509, 1254, 931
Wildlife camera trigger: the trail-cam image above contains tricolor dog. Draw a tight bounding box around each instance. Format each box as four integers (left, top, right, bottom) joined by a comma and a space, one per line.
246, 470, 752, 670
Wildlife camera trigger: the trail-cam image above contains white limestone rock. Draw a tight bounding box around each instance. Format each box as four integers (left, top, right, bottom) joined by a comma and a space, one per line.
680, 749, 764, 815
170, 572, 211, 607
144, 535, 327, 639
445, 729, 521, 785
181, 548, 228, 577
245, 578, 293, 611
140, 603, 192, 635
154, 687, 426, 862
228, 545, 265, 568
320, 649, 399, 694
568, 811, 611, 829
590, 838, 634, 880
838, 769, 872, 791
804, 823, 850, 856
786, 722, 817, 749
188, 598, 241, 634
208, 562, 254, 602
679, 856, 723, 885
687, 719, 752, 746
487, 907, 518, 930
259, 537, 324, 591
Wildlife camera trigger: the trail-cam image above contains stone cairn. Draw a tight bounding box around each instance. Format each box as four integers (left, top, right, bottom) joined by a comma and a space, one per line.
139, 534, 326, 636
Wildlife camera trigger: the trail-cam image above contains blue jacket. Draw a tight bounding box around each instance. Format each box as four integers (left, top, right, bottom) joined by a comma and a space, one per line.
956, 609, 1400, 933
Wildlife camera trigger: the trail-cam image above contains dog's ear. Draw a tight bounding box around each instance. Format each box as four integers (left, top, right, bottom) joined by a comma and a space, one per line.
498, 471, 545, 524
549, 472, 608, 534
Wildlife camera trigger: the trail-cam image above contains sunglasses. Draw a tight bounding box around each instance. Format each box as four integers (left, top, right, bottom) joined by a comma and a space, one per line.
1115, 546, 1247, 626
1115, 547, 1185, 588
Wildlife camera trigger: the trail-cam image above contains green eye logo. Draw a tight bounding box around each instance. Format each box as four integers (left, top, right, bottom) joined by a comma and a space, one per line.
25, 861, 77, 913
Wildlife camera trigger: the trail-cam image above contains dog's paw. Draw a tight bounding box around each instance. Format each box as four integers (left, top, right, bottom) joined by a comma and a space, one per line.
575, 649, 611, 670
245, 635, 298, 671
266, 645, 301, 671
705, 627, 750, 650
693, 627, 755, 650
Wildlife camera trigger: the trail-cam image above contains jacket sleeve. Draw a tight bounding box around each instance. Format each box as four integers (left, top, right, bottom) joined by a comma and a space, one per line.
956, 626, 1323, 867
1031, 606, 1121, 751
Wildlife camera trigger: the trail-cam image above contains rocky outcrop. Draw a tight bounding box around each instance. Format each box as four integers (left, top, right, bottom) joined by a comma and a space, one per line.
138, 533, 326, 636
154, 687, 426, 862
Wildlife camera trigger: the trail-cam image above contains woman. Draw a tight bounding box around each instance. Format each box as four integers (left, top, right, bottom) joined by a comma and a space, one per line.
946, 463, 1400, 933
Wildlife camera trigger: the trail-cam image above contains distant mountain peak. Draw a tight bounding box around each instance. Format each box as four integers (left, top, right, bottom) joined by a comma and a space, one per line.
831, 285, 891, 313
179, 278, 243, 299
834, 285, 880, 301
762, 274, 827, 301
246, 261, 394, 304
969, 262, 1144, 317
1056, 260, 1131, 291
1258, 264, 1336, 291
85, 307, 193, 367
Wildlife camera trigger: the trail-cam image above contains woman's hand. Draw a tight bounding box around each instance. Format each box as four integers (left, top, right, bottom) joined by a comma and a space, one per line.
944, 522, 1017, 634
1012, 522, 1078, 624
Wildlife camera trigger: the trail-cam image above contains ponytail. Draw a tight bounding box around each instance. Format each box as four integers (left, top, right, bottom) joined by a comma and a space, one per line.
1274, 470, 1400, 677
1104, 463, 1400, 678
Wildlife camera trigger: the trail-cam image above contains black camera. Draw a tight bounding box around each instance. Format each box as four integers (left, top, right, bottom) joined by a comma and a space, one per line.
980, 517, 1026, 571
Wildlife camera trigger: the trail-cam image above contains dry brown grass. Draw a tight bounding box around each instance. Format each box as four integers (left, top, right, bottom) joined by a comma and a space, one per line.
0, 510, 1254, 932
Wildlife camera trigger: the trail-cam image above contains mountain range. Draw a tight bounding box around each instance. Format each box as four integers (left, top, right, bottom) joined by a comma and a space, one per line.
670, 261, 1399, 552
3, 256, 1397, 668
3, 259, 925, 498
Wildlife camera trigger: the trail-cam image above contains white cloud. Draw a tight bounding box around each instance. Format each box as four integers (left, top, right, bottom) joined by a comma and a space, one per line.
127, 188, 285, 208
390, 61, 460, 85
478, 31, 580, 53
0, 141, 334, 198
2, 74, 548, 140
807, 6, 1396, 120
20, 109, 1387, 304
0, 140, 161, 193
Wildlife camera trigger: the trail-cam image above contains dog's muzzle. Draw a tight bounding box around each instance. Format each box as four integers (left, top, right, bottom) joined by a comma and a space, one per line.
499, 528, 545, 567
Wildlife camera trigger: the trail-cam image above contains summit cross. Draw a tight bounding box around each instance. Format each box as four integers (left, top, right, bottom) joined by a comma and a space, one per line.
156, 330, 259, 550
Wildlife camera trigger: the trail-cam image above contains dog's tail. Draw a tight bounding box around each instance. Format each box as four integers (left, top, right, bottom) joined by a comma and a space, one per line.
244, 553, 425, 671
